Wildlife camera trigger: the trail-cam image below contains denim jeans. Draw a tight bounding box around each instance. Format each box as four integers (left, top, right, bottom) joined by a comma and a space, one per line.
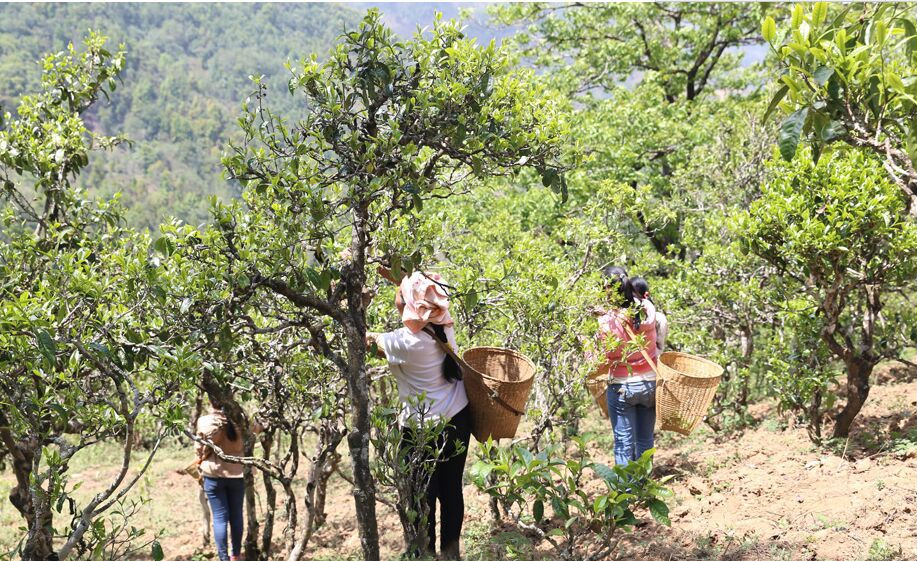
203, 476, 245, 561
607, 380, 657, 466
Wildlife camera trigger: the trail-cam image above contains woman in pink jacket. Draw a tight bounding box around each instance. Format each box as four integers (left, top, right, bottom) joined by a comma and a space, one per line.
595, 266, 658, 466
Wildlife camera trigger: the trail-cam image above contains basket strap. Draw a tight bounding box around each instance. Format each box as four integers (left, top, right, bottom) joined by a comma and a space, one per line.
468, 374, 525, 417
622, 323, 659, 376
422, 326, 525, 417
421, 326, 468, 370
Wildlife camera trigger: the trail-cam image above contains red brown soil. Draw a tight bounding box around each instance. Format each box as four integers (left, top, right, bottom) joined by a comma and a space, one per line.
609, 370, 916, 561
313, 368, 917, 561
41, 367, 914, 561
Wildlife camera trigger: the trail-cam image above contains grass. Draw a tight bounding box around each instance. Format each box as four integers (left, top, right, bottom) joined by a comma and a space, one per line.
761, 417, 785, 433
767, 544, 794, 561
813, 513, 846, 531
712, 480, 733, 493
4, 382, 915, 561
820, 415, 917, 459
0, 438, 202, 555
314, 553, 363, 561
888, 427, 917, 457
864, 538, 903, 561
691, 531, 761, 559
463, 519, 536, 561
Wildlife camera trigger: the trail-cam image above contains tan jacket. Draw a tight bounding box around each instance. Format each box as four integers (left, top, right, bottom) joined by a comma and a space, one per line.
195, 410, 244, 478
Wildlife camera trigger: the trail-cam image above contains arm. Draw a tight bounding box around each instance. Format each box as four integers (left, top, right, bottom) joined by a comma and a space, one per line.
655, 311, 668, 353
444, 325, 459, 353
377, 265, 403, 285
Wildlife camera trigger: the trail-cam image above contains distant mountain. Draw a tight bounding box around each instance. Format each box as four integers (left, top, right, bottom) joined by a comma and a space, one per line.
0, 3, 527, 230
1, 4, 362, 229
353, 2, 510, 44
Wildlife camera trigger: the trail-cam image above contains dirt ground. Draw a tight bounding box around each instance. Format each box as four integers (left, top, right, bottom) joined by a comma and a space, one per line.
604, 366, 916, 561
314, 365, 917, 561
0, 366, 913, 561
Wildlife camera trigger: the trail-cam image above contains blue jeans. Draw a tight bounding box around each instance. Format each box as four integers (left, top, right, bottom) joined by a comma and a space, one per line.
607, 380, 657, 466
203, 476, 245, 561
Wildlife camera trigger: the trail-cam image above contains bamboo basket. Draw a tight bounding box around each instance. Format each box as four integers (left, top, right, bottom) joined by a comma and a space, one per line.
656, 351, 723, 435
462, 347, 535, 441
181, 460, 204, 484
585, 370, 609, 419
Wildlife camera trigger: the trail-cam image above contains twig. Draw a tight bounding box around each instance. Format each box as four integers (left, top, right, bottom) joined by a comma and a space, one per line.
839, 436, 850, 464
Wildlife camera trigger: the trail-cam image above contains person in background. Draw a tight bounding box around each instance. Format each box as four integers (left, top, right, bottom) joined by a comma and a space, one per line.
367, 270, 470, 560
630, 276, 668, 354
195, 401, 245, 561
595, 266, 659, 466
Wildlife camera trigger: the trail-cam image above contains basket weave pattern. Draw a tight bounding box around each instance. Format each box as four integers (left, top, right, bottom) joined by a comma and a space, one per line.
462, 347, 535, 441
656, 352, 723, 435
585, 371, 609, 419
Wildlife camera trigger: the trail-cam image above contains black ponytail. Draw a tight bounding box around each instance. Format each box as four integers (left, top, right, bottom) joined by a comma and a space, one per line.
430, 324, 462, 383
630, 276, 652, 303
225, 420, 239, 441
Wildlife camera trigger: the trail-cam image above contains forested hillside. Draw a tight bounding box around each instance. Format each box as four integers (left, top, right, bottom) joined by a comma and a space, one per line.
0, 3, 361, 228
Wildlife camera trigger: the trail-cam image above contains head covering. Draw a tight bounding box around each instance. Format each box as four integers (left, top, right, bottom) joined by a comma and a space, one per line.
399, 271, 453, 333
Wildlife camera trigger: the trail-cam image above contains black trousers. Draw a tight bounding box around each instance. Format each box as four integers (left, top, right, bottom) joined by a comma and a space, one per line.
404, 404, 471, 555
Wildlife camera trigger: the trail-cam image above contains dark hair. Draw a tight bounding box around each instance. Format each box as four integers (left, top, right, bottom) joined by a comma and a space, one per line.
225, 419, 239, 441
600, 266, 634, 306
601, 265, 629, 278
210, 400, 239, 442
430, 324, 462, 383
631, 276, 651, 301
600, 266, 642, 329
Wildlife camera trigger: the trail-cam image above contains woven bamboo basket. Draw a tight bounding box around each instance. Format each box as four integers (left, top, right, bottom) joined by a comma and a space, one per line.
462, 347, 535, 441
656, 351, 723, 435
181, 460, 203, 483
585, 370, 609, 419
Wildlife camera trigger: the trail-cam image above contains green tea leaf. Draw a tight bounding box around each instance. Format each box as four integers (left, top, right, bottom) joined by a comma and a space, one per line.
648, 499, 671, 526
151, 541, 164, 561
762, 16, 777, 43
36, 330, 57, 368
778, 108, 808, 161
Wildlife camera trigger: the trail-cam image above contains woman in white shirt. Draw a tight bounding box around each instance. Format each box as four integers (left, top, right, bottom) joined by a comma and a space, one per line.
368, 271, 470, 560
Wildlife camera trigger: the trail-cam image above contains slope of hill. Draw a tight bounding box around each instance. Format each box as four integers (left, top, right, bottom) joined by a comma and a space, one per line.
354, 2, 510, 43
0, 3, 361, 229
0, 3, 522, 230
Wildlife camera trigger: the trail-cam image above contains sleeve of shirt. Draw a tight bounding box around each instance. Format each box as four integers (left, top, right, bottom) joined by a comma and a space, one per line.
195, 416, 219, 459
598, 313, 625, 364
641, 299, 657, 329
655, 311, 668, 352
378, 330, 406, 365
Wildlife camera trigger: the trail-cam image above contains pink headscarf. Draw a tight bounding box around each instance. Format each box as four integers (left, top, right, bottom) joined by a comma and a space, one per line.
399, 271, 453, 333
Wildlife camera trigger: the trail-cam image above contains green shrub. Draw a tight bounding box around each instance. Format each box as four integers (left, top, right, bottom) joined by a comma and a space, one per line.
469, 437, 671, 561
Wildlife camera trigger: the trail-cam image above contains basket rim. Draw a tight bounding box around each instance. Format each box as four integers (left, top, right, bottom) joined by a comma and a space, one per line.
659, 351, 723, 378
461, 346, 536, 384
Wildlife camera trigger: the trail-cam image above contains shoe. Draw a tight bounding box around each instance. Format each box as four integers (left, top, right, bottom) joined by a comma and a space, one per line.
440, 542, 461, 560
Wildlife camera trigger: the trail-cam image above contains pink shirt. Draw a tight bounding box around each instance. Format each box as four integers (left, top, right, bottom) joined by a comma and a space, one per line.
596, 299, 658, 378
